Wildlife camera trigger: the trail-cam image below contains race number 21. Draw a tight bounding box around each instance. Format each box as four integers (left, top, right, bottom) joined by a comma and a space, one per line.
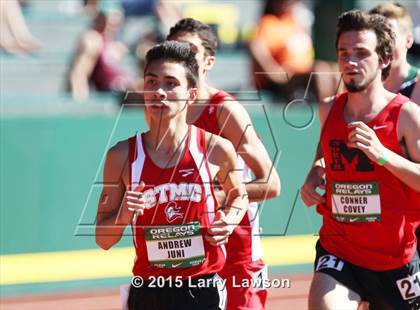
396, 272, 420, 300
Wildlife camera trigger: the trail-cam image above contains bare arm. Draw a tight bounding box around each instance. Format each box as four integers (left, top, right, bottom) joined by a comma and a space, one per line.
216, 100, 281, 203
69, 31, 102, 102
300, 96, 335, 206
348, 102, 420, 192
95, 141, 146, 250
410, 75, 420, 105
206, 134, 249, 246
311, 96, 335, 167
154, 0, 182, 30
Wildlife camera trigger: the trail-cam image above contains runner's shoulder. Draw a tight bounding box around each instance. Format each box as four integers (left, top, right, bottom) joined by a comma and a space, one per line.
204, 132, 236, 166
106, 139, 130, 168
319, 95, 336, 125
400, 100, 420, 128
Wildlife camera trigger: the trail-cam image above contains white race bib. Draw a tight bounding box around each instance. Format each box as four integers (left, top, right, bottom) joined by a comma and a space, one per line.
331, 182, 381, 222
145, 222, 205, 268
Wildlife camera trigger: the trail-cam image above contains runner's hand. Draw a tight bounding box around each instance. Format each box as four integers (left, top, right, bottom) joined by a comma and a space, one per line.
301, 165, 326, 206
347, 122, 386, 163
206, 210, 232, 246
119, 182, 146, 224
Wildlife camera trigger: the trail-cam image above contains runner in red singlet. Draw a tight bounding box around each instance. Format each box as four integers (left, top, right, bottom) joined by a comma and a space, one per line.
167, 18, 281, 310
301, 10, 420, 310
369, 1, 420, 258
95, 41, 249, 310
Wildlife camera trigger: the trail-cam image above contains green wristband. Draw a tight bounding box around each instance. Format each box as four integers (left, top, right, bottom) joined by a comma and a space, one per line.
378, 154, 387, 166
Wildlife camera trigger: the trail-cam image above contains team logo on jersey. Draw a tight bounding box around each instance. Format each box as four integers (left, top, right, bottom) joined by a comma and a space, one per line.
329, 139, 374, 171
208, 106, 215, 114
165, 202, 184, 222
179, 168, 194, 177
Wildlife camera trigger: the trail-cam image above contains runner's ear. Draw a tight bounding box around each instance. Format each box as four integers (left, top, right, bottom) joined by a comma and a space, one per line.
380, 54, 391, 70
187, 87, 198, 104
204, 56, 215, 72
405, 32, 414, 49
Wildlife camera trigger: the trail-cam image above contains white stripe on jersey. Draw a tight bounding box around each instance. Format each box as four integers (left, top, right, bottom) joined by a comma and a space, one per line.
130, 133, 146, 248
131, 133, 145, 190
249, 204, 263, 261
189, 126, 216, 224
237, 155, 263, 261
215, 273, 227, 309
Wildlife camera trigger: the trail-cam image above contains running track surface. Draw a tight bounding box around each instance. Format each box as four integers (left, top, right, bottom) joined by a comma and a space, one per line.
0, 273, 311, 310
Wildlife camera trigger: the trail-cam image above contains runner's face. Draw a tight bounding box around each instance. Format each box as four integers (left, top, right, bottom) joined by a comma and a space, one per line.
170, 32, 210, 77
338, 30, 382, 92
144, 60, 194, 120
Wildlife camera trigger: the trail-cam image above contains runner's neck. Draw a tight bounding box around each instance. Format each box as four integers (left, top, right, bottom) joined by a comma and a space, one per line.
384, 61, 411, 92
146, 119, 189, 155
345, 81, 395, 122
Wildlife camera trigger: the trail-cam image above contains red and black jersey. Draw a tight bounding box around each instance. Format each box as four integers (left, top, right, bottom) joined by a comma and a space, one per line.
319, 91, 418, 270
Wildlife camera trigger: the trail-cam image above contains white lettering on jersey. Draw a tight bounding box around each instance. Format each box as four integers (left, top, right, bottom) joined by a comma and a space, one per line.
143, 183, 202, 209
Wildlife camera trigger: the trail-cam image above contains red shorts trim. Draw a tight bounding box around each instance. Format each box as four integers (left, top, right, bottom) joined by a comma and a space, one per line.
219, 259, 267, 310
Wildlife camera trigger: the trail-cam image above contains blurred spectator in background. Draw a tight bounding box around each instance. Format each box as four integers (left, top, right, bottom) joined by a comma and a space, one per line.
127, 0, 182, 74
250, 0, 315, 102
68, 4, 135, 102
250, 0, 344, 103
75, 0, 180, 104
83, 0, 180, 26
83, 0, 100, 16
125, 0, 182, 105
370, 2, 419, 104
120, 0, 182, 28
0, 0, 41, 55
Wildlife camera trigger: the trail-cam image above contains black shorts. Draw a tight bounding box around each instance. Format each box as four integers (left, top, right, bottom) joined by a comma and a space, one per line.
314, 240, 420, 310
128, 274, 226, 310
